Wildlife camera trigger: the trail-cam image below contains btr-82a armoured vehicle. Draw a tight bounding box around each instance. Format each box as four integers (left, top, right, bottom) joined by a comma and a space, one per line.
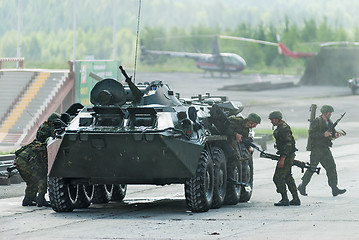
47, 66, 254, 213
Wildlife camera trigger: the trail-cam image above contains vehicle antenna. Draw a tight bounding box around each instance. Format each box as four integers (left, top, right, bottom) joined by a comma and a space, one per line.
133, 0, 142, 83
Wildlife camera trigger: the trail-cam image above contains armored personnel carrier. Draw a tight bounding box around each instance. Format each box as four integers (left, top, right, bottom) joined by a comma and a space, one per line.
47, 66, 254, 212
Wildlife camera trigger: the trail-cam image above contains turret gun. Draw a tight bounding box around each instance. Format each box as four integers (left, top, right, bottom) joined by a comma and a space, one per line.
119, 66, 143, 103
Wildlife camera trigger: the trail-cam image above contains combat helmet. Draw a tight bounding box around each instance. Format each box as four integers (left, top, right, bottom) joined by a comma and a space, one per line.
247, 113, 261, 124
268, 111, 283, 120
48, 112, 61, 123
320, 105, 334, 113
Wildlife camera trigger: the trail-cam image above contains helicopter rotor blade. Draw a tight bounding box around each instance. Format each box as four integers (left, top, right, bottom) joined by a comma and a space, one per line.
219, 35, 278, 46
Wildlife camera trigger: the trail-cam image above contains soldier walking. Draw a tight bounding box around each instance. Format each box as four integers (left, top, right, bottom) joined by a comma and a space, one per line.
298, 105, 346, 197
268, 111, 300, 206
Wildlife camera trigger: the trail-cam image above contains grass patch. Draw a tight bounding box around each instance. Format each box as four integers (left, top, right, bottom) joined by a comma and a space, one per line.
255, 127, 308, 141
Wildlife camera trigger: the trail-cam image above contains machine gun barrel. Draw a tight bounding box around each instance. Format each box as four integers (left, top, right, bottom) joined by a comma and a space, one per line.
242, 138, 320, 174
119, 66, 143, 102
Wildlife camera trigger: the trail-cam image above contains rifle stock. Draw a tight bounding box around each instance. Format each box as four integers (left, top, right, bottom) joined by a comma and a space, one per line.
242, 138, 320, 174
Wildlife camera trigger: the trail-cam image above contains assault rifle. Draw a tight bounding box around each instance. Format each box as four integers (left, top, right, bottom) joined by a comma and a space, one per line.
7, 162, 18, 178
242, 138, 320, 174
328, 112, 346, 138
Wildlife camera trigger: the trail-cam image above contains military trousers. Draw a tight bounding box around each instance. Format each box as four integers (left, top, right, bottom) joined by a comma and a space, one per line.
15, 156, 48, 198
273, 154, 297, 195
301, 147, 338, 188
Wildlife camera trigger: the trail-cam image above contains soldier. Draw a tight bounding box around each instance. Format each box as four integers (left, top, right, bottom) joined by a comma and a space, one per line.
15, 112, 60, 207
15, 141, 48, 206
226, 113, 261, 157
268, 111, 300, 206
298, 105, 346, 197
36, 113, 61, 142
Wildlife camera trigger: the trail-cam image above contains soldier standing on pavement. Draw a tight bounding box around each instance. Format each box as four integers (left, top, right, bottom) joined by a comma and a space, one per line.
268, 111, 300, 206
298, 105, 346, 197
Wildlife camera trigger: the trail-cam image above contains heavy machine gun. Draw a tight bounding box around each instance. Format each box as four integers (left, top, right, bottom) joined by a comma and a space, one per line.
242, 138, 320, 174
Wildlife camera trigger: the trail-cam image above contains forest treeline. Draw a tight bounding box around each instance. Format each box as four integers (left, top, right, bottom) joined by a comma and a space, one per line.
2, 17, 359, 72
1, 0, 359, 72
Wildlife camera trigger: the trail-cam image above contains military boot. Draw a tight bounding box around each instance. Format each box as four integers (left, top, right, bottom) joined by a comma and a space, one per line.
37, 194, 51, 207
297, 183, 307, 196
22, 196, 37, 206
332, 186, 346, 197
289, 192, 301, 206
274, 192, 289, 206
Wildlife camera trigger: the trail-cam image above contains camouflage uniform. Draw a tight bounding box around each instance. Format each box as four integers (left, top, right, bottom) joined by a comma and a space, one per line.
272, 120, 299, 205
16, 113, 59, 206
227, 117, 250, 153
36, 120, 55, 143
299, 116, 346, 196
15, 141, 48, 205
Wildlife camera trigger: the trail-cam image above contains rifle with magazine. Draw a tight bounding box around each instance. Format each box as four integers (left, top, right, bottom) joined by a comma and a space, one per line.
242, 138, 321, 174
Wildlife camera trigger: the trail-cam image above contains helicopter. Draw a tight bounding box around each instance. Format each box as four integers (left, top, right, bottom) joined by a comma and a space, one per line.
140, 36, 246, 78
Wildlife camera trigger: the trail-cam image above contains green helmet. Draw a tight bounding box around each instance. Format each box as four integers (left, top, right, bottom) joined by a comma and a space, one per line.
268, 111, 283, 120
247, 113, 261, 124
320, 105, 334, 113
48, 112, 61, 123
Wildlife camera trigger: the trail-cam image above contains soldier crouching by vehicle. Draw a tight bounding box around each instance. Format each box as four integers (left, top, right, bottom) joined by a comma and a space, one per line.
226, 113, 261, 158
15, 113, 60, 207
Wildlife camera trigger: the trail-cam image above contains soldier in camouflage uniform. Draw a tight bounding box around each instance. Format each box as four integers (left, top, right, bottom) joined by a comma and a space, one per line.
298, 105, 346, 197
15, 113, 60, 207
225, 113, 261, 159
15, 141, 48, 206
269, 111, 300, 206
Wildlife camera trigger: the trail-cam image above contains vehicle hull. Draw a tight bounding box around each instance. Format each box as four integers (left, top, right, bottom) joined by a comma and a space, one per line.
48, 132, 204, 185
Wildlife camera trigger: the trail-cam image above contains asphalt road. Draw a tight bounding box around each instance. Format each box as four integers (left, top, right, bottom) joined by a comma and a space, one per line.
1, 72, 358, 240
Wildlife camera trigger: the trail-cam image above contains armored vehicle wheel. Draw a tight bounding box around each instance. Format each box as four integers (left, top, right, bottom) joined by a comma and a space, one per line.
75, 184, 94, 208
48, 177, 78, 212
239, 156, 254, 202
224, 160, 242, 205
211, 147, 227, 209
185, 149, 214, 212
112, 184, 127, 201
92, 184, 113, 204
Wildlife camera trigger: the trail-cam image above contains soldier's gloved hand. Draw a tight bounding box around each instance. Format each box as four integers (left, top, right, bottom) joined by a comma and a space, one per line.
249, 147, 253, 155
277, 156, 285, 168
324, 131, 332, 137
235, 133, 242, 143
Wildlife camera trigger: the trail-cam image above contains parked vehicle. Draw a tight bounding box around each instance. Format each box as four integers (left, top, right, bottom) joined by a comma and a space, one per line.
47, 67, 254, 213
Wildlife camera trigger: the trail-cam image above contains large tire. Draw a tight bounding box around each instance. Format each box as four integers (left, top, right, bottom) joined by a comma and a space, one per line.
75, 184, 94, 208
112, 184, 127, 201
48, 177, 78, 212
224, 160, 242, 205
239, 156, 254, 202
185, 148, 214, 212
92, 184, 113, 204
211, 147, 227, 209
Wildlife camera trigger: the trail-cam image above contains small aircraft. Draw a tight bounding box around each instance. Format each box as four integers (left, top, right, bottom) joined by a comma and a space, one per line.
219, 34, 316, 59
140, 36, 246, 78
